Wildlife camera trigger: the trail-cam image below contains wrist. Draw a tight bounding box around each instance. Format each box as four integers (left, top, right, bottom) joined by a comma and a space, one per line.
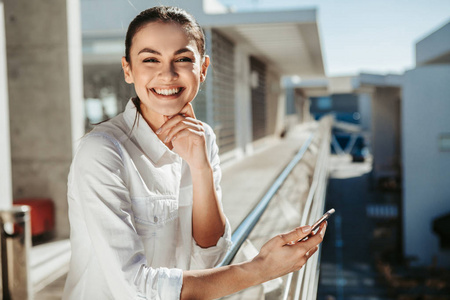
189, 162, 212, 175
239, 259, 266, 287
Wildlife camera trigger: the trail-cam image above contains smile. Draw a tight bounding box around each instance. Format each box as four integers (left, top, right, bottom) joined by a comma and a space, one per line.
152, 87, 183, 96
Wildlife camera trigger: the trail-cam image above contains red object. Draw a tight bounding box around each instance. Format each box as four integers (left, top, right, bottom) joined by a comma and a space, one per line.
13, 198, 55, 237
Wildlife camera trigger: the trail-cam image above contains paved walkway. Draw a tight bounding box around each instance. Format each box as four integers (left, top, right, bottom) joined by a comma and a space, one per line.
34, 123, 317, 299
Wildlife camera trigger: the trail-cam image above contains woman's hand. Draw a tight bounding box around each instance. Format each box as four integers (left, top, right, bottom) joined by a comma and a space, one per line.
181, 222, 327, 299
156, 102, 209, 170
252, 222, 327, 282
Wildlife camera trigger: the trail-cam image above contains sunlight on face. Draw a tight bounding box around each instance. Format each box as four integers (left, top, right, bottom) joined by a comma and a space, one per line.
122, 22, 209, 122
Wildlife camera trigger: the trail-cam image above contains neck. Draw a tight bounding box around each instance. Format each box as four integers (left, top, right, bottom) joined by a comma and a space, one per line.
140, 104, 174, 150
141, 106, 165, 133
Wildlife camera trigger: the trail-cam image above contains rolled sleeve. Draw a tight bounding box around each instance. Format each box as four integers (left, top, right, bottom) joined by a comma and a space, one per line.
191, 218, 232, 268
135, 265, 183, 300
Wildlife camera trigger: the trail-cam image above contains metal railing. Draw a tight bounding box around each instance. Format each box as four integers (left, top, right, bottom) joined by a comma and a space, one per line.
218, 116, 332, 299
282, 118, 331, 300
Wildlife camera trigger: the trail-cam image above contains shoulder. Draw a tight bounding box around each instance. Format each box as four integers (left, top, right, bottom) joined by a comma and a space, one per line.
74, 119, 127, 171
90, 113, 128, 142
79, 114, 129, 157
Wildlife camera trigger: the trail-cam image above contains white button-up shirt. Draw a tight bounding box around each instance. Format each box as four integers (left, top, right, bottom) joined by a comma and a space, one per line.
63, 100, 232, 300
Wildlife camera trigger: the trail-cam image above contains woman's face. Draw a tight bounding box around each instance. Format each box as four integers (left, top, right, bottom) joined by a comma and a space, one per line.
122, 21, 209, 119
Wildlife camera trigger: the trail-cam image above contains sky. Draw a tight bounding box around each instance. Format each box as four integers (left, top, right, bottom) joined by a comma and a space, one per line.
219, 0, 450, 77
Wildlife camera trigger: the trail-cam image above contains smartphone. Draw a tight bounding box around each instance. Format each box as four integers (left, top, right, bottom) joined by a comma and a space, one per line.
299, 208, 335, 242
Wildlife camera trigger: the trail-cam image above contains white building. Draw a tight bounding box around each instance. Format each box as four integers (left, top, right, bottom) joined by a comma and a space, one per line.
402, 21, 450, 267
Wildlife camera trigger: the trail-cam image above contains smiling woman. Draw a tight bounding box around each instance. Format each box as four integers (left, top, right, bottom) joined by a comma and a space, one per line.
63, 6, 326, 300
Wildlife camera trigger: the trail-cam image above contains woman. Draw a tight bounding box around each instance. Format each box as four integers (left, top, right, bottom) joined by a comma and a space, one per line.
63, 6, 326, 300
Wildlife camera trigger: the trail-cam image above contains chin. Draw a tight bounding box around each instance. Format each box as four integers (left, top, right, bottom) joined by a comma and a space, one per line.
158, 106, 185, 117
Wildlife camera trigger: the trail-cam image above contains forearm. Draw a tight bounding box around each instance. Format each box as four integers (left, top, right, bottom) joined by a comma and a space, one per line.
180, 221, 326, 299
190, 165, 226, 248
181, 260, 263, 300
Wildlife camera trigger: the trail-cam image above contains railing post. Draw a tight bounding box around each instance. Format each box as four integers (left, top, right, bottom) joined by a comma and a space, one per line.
0, 206, 32, 300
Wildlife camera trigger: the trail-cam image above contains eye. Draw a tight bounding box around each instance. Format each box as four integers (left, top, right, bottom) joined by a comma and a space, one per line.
143, 58, 159, 63
176, 57, 193, 63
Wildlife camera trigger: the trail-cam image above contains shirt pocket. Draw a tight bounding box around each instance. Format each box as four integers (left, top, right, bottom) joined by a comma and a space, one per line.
131, 195, 178, 228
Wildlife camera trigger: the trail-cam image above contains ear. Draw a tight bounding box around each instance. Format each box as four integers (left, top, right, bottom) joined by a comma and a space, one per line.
200, 55, 210, 82
121, 57, 134, 84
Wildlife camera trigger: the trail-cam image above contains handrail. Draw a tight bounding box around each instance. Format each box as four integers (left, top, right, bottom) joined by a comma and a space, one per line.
218, 133, 315, 267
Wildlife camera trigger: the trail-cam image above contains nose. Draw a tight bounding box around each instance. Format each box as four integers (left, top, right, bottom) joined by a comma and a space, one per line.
158, 62, 178, 82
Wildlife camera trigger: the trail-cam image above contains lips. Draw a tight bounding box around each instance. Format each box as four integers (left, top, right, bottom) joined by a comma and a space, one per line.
152, 87, 183, 96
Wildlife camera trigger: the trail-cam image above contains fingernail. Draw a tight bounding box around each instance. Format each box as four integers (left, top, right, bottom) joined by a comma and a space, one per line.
302, 226, 311, 233
164, 136, 169, 143
156, 128, 162, 134
171, 136, 177, 142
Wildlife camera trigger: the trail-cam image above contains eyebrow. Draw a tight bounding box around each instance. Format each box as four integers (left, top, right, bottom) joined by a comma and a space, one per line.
137, 47, 195, 56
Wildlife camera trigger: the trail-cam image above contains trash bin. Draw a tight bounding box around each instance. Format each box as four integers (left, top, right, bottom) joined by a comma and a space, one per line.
0, 206, 32, 300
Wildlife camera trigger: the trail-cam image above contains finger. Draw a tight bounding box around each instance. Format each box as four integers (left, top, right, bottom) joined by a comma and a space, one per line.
183, 117, 203, 126
171, 128, 204, 143
165, 121, 204, 143
300, 222, 327, 248
279, 225, 312, 246
156, 115, 185, 135
315, 221, 327, 236
157, 115, 202, 136
305, 245, 319, 259
179, 102, 196, 119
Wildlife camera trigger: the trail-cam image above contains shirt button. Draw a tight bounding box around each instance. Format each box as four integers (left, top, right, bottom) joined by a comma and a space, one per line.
154, 216, 158, 223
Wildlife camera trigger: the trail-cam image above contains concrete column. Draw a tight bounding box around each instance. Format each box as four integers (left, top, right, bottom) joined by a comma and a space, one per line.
0, 0, 12, 210
234, 45, 252, 156
67, 0, 84, 154
371, 87, 401, 181
4, 0, 83, 238
265, 68, 282, 137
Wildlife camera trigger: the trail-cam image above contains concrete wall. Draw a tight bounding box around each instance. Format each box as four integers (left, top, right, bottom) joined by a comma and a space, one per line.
371, 87, 401, 181
403, 64, 450, 267
210, 29, 236, 153
416, 22, 450, 66
4, 0, 83, 238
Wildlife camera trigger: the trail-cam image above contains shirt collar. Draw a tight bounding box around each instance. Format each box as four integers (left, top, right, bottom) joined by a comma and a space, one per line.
123, 99, 179, 164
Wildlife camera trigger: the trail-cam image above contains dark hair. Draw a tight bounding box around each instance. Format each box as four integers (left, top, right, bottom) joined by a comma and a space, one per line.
125, 6, 206, 123
125, 6, 206, 63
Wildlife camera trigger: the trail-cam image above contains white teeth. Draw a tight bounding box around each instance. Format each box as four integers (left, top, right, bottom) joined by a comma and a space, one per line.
154, 88, 181, 96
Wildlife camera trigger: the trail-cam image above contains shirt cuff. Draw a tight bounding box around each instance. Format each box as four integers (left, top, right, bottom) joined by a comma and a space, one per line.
135, 265, 183, 300
191, 218, 232, 269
